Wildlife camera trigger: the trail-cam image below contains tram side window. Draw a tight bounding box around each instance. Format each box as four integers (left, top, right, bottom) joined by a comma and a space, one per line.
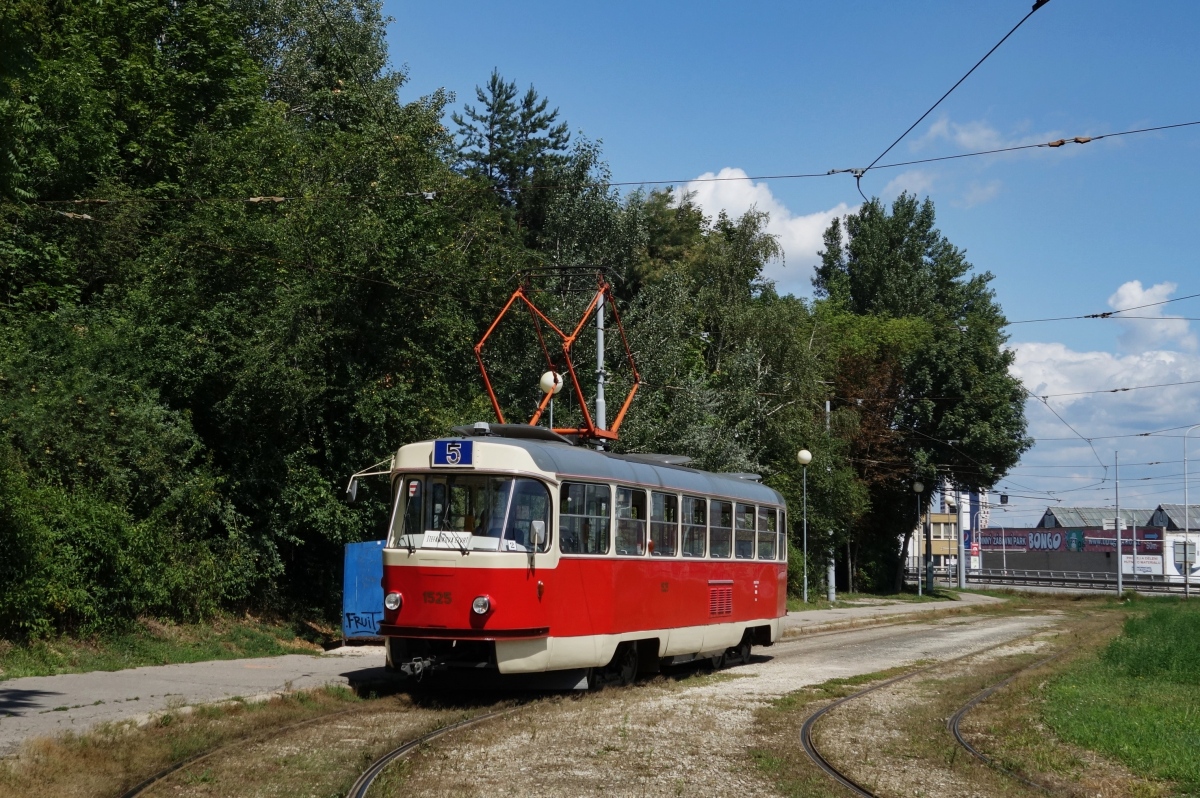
757, 506, 777, 559
650, 492, 678, 556
682, 496, 706, 557
709, 500, 732, 559
388, 476, 424, 547
735, 503, 756, 559
778, 511, 788, 561
616, 487, 647, 556
560, 482, 611, 555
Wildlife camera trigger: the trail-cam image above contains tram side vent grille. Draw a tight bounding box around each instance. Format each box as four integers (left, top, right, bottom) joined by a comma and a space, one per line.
709, 585, 733, 617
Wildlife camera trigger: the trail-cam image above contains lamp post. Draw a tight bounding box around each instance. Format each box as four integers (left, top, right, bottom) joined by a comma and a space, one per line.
1186, 425, 1200, 599
798, 449, 812, 604
539, 370, 563, 428
913, 481, 925, 596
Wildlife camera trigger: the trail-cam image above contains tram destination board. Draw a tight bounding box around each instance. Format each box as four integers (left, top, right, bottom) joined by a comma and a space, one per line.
433, 440, 473, 467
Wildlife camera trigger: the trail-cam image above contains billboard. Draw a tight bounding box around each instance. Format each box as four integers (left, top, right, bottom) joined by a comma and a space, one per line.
977, 528, 1164, 554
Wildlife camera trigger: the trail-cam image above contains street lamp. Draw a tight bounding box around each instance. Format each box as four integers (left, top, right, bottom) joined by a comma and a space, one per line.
798, 449, 812, 603
539, 370, 564, 428
913, 481, 925, 596
1186, 425, 1200, 599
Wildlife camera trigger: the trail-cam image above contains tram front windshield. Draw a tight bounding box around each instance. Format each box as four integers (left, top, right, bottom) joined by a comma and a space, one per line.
388, 474, 551, 552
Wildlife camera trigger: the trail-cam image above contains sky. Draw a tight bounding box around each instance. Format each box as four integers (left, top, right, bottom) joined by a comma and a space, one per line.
383, 0, 1200, 526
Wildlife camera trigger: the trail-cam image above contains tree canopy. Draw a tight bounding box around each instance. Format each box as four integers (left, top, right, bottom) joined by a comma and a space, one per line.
0, 0, 1028, 640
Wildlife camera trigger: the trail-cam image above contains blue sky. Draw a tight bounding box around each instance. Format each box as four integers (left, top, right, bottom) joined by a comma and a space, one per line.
384, 0, 1200, 524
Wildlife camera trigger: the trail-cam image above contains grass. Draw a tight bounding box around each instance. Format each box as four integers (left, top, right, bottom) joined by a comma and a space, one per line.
1043, 598, 1200, 793
0, 615, 330, 681
0, 685, 364, 798
750, 598, 1176, 797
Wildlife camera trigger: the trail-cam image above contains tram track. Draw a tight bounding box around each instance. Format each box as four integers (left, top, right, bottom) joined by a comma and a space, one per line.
799, 632, 1062, 797
117, 701, 523, 798
344, 705, 522, 798
947, 651, 1065, 794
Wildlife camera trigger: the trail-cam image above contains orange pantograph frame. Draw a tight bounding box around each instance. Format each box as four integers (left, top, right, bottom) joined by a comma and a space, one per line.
473, 278, 641, 442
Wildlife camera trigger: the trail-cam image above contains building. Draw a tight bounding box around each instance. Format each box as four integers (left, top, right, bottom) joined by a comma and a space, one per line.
1148, 504, 1200, 531
1037, 507, 1154, 529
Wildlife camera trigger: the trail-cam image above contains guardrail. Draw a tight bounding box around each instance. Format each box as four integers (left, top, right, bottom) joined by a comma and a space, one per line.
905, 567, 1197, 594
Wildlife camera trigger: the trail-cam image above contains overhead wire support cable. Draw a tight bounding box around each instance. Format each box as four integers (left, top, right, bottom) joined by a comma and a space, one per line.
1008, 291, 1200, 324
1026, 388, 1108, 471
1034, 377, 1200, 398
855, 0, 1052, 198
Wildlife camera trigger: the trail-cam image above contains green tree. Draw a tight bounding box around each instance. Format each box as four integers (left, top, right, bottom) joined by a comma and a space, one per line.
452, 68, 570, 200
815, 193, 1030, 590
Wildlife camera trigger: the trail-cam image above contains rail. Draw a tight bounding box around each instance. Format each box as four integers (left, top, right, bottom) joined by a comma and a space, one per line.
905, 566, 1195, 594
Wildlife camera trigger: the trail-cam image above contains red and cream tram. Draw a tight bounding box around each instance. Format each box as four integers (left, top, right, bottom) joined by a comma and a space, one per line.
376, 423, 787, 688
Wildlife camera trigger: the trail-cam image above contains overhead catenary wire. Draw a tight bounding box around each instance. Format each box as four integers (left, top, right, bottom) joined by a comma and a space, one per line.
855, 0, 1053, 199
1032, 377, 1200, 399
29, 117, 1200, 207
1026, 389, 1108, 471
1008, 290, 1200, 324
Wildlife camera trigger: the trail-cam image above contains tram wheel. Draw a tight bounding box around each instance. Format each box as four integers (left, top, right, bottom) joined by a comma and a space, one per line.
614, 643, 638, 686
735, 638, 752, 665
707, 651, 726, 670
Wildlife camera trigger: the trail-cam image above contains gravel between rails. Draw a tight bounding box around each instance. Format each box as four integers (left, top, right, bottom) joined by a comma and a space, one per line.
383, 613, 1060, 797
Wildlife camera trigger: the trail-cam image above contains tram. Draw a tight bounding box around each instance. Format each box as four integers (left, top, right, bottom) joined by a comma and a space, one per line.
372, 423, 787, 688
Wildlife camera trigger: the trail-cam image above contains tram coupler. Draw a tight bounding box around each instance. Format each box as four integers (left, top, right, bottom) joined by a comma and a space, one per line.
398, 656, 448, 680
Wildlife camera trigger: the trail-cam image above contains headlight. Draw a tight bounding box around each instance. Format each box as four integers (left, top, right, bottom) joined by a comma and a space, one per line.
384, 592, 402, 611
471, 595, 491, 615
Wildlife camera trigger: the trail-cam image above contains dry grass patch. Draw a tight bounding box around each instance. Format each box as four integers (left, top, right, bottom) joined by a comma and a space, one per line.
145, 696, 508, 798
0, 685, 367, 798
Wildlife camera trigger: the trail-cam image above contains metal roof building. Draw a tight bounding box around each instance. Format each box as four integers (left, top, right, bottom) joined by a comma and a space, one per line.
1148, 504, 1200, 531
1037, 506, 1154, 529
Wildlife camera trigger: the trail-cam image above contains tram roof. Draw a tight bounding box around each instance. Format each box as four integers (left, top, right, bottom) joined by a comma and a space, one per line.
430, 436, 785, 507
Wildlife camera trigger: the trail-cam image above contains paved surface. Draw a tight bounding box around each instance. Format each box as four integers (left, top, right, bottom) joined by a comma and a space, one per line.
780, 591, 1002, 635
0, 648, 387, 757
0, 594, 1002, 757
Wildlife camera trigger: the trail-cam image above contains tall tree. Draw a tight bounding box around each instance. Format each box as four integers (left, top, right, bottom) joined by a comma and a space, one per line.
815, 193, 1030, 589
452, 68, 570, 200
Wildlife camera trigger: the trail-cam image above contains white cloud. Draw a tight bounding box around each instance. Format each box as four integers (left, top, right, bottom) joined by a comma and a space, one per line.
679, 168, 854, 296
960, 180, 1002, 208
914, 116, 1059, 153
1003, 334, 1200, 514
882, 169, 934, 199
1107, 280, 1198, 353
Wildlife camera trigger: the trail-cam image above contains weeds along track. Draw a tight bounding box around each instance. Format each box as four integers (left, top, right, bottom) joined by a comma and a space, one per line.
118, 701, 523, 798
800, 633, 1058, 797
947, 651, 1065, 793
344, 705, 521, 798
118, 707, 360, 798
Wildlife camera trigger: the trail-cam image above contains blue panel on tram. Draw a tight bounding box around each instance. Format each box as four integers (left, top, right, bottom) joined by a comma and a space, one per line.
433, 439, 473, 466
342, 540, 385, 638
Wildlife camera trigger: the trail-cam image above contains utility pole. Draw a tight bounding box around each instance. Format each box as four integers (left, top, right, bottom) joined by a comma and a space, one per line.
1185, 425, 1199, 599
595, 290, 606, 433
1116, 451, 1122, 597
826, 399, 835, 602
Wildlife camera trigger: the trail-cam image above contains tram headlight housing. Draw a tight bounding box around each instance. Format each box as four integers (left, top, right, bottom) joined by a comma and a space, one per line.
384, 591, 403, 611
471, 595, 491, 615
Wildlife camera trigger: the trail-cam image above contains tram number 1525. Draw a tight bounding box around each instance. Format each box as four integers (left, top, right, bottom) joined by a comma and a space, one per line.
423, 591, 452, 605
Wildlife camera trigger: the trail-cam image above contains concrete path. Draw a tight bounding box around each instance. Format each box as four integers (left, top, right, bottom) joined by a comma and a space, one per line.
780, 591, 1002, 636
0, 592, 1003, 756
